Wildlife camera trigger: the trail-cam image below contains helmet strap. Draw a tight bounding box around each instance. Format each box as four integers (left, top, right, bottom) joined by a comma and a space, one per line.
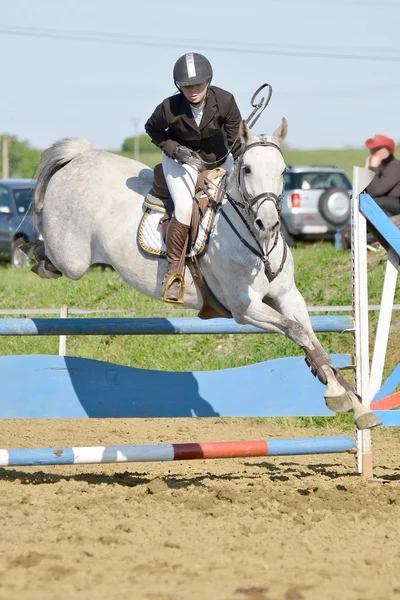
175, 81, 211, 107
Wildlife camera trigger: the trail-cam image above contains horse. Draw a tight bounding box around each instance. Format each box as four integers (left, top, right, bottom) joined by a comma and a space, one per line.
28, 118, 381, 430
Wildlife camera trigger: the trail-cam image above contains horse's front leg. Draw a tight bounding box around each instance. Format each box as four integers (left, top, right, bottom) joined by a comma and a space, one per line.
231, 291, 381, 431
266, 287, 369, 414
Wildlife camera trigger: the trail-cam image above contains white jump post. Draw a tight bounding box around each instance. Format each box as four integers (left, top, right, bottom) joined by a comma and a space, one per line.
58, 304, 68, 356
352, 167, 374, 478
369, 247, 400, 399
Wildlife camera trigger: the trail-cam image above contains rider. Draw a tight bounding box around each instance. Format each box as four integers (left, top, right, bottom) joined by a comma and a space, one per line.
145, 52, 242, 301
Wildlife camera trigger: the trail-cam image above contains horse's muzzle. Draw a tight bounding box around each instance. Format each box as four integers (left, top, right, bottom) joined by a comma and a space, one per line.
256, 218, 280, 241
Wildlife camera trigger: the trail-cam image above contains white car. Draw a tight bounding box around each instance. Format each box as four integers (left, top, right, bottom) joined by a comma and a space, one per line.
280, 166, 352, 246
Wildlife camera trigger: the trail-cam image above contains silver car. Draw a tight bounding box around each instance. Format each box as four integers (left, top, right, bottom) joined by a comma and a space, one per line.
280, 166, 352, 246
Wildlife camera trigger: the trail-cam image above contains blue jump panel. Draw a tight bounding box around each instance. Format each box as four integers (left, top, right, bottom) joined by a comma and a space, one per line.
374, 411, 400, 427
0, 354, 351, 419
360, 194, 400, 255
372, 364, 400, 401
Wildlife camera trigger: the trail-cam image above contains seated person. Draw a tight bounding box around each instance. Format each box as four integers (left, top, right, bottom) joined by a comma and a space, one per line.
365, 134, 400, 218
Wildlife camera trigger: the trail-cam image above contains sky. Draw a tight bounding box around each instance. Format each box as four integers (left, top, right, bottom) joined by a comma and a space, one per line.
1, 0, 400, 151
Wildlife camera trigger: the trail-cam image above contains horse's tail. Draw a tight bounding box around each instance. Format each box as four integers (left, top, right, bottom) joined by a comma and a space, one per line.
34, 138, 92, 226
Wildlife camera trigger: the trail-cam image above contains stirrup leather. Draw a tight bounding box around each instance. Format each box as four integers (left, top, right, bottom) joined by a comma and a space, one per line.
162, 273, 185, 304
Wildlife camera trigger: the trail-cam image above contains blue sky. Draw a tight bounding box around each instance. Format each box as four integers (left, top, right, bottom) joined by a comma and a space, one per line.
1, 0, 400, 150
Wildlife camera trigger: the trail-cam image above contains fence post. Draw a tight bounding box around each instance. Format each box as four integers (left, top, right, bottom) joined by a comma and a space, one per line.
352, 167, 375, 478
369, 247, 400, 399
58, 304, 68, 356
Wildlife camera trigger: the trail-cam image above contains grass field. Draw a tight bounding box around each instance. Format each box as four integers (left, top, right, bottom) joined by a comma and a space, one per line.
1, 243, 399, 386
119, 147, 371, 179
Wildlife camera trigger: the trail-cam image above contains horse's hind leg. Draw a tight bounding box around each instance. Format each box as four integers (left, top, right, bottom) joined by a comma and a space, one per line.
20, 241, 63, 279
38, 231, 92, 280
232, 293, 381, 430
46, 245, 91, 280
21, 239, 89, 280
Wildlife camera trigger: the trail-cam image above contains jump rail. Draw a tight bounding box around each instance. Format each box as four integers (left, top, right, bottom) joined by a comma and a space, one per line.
0, 315, 353, 336
0, 437, 355, 467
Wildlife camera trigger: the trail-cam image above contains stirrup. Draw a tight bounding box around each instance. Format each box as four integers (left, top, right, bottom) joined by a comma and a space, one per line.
162, 273, 185, 304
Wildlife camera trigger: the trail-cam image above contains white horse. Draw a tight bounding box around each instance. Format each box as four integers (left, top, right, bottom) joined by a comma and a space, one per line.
29, 119, 381, 430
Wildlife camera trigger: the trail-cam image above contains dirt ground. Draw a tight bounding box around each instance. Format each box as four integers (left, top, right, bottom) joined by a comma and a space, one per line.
0, 419, 399, 600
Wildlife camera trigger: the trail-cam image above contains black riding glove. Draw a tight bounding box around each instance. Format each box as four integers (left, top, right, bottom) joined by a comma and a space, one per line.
172, 145, 205, 171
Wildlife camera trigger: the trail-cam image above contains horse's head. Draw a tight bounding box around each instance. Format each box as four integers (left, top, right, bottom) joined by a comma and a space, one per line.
236, 118, 288, 242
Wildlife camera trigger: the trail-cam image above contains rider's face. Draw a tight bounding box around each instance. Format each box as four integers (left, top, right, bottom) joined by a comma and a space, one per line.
180, 81, 209, 105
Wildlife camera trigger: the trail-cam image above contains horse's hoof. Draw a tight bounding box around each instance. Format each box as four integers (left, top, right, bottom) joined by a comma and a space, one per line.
325, 395, 353, 413
20, 240, 46, 262
355, 412, 383, 430
31, 262, 62, 280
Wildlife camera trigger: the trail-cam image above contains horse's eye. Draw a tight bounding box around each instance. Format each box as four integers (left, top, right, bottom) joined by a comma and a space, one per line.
243, 165, 251, 175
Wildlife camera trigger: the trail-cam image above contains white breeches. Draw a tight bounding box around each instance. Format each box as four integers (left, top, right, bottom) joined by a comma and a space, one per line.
162, 153, 234, 226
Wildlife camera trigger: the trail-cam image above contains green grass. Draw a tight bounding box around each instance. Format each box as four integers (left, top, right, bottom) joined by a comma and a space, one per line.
1, 243, 399, 382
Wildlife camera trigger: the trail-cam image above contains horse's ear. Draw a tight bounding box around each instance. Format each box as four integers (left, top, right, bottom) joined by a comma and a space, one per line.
239, 120, 255, 145
272, 118, 288, 145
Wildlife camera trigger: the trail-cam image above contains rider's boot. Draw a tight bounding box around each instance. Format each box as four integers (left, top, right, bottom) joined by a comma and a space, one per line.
163, 216, 190, 303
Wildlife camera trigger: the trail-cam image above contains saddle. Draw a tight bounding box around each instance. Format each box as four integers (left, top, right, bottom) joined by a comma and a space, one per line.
144, 163, 220, 246
139, 163, 232, 319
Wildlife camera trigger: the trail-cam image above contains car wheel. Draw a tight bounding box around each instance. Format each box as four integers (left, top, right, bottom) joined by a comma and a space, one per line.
318, 188, 351, 227
11, 238, 31, 268
280, 220, 297, 247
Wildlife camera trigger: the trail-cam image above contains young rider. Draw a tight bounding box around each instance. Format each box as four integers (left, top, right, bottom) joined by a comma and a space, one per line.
145, 52, 242, 301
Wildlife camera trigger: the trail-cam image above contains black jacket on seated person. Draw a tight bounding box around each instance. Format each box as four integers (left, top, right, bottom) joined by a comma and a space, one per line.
366, 154, 400, 217
145, 86, 242, 168
367, 154, 400, 199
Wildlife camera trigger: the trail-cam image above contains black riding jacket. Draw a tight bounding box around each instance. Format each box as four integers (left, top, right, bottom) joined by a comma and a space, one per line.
145, 86, 242, 167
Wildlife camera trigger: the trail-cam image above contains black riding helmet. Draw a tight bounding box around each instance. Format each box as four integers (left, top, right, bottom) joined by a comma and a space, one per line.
173, 53, 213, 88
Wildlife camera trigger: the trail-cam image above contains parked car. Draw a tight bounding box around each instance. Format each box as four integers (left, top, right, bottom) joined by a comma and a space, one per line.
280, 166, 352, 246
0, 179, 38, 267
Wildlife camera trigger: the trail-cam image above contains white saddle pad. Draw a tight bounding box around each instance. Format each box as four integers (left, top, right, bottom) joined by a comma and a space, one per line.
138, 173, 225, 257
138, 206, 214, 258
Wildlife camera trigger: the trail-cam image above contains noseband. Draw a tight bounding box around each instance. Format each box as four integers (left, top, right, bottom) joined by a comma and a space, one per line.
235, 140, 284, 215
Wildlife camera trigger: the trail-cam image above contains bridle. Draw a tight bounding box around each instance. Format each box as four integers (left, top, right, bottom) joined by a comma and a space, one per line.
234, 140, 285, 216
217, 139, 287, 283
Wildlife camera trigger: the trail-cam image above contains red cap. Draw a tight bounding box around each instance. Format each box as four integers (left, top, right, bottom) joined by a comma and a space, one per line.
365, 134, 395, 154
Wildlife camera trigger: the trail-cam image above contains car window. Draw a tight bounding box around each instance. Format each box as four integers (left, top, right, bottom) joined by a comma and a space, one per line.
0, 186, 10, 208
12, 188, 34, 214
284, 173, 295, 189
328, 172, 352, 189
298, 172, 351, 191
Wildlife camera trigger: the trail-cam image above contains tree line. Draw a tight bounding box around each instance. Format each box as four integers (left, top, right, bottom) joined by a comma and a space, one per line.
0, 134, 158, 179
0, 135, 42, 179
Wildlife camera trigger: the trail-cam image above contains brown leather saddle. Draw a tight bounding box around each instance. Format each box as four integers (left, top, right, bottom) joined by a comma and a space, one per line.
144, 163, 232, 319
